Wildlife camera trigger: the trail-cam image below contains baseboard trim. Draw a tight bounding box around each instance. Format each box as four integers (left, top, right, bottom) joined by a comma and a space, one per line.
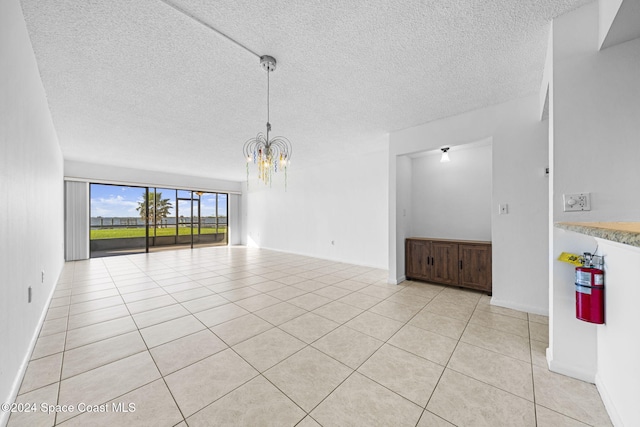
489, 297, 549, 316
595, 373, 623, 427
255, 245, 388, 271
388, 275, 406, 285
1, 273, 59, 427
546, 352, 596, 383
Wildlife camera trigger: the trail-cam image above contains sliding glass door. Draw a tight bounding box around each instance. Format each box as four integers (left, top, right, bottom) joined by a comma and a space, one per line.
90, 183, 229, 257
148, 188, 177, 248
194, 192, 227, 247
89, 183, 147, 257
177, 192, 196, 246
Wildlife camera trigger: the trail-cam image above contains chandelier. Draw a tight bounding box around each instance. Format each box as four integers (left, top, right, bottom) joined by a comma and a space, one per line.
155, 0, 292, 188
243, 55, 292, 188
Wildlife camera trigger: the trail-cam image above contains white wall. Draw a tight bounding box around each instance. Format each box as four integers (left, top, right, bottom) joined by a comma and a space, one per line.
0, 1, 65, 424
598, 0, 623, 48
393, 155, 413, 282
65, 160, 242, 194
389, 94, 549, 314
245, 147, 389, 269
492, 117, 548, 314
594, 239, 640, 427
549, 1, 640, 383
410, 143, 492, 241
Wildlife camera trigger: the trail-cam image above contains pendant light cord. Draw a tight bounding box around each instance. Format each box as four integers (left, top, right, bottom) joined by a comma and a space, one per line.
157, 0, 260, 59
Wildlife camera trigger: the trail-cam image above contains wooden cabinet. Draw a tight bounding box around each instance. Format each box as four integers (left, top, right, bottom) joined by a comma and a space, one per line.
406, 239, 430, 279
458, 243, 492, 291
406, 238, 492, 294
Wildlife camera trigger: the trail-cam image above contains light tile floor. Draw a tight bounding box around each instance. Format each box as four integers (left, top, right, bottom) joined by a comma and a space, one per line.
8, 247, 612, 427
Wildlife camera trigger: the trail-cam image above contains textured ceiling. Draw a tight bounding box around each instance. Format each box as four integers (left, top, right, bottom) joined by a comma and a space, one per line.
21, 0, 591, 182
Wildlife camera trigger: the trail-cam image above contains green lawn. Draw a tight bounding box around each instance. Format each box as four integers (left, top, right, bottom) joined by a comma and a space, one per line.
91, 226, 226, 239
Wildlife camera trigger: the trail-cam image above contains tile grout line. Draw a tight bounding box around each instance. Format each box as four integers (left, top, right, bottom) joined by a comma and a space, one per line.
113, 256, 190, 427
67, 256, 183, 426
18, 248, 526, 426
56, 259, 101, 426
132, 256, 333, 423
417, 284, 473, 424
51, 262, 74, 427
55, 260, 85, 426
174, 258, 397, 419
180, 272, 396, 423
433, 293, 539, 414
281, 283, 449, 421
529, 314, 539, 426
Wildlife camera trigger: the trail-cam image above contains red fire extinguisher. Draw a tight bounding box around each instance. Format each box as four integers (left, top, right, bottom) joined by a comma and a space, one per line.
575, 252, 604, 324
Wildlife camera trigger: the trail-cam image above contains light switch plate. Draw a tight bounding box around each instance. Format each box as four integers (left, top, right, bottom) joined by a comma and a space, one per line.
563, 193, 591, 212
498, 204, 508, 215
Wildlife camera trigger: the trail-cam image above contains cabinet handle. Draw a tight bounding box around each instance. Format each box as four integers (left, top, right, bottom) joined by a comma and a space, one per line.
427, 257, 430, 265
431, 257, 434, 265
459, 260, 463, 269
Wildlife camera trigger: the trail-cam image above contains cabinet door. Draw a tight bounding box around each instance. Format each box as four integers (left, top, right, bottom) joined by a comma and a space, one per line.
406, 239, 430, 280
459, 244, 492, 291
431, 242, 459, 285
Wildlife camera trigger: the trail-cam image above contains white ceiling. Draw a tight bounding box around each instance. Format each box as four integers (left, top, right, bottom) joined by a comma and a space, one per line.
21, 0, 591, 182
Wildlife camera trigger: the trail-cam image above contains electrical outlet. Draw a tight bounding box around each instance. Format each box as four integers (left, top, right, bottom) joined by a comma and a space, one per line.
563, 193, 591, 212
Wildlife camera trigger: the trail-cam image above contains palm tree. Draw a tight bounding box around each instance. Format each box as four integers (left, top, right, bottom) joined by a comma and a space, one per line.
137, 192, 173, 228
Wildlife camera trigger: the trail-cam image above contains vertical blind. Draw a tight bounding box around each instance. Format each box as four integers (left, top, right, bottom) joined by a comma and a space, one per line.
64, 180, 89, 261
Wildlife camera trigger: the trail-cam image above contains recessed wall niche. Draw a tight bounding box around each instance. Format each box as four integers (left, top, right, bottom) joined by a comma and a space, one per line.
410, 140, 492, 241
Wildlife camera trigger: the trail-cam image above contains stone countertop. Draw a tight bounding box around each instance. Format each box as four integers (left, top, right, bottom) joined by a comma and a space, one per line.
555, 222, 640, 248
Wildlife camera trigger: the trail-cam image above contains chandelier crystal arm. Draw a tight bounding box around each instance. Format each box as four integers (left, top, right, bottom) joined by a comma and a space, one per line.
268, 137, 292, 160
